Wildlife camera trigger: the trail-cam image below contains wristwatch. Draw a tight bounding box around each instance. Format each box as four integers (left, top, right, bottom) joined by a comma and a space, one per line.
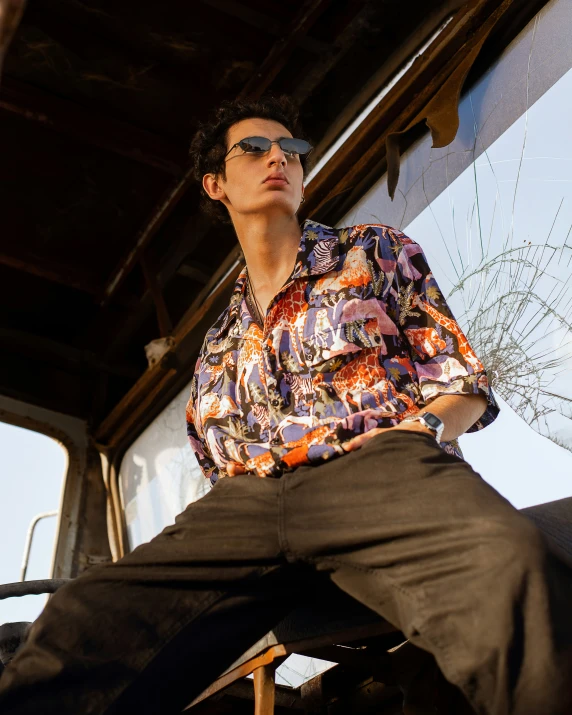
402, 411, 444, 443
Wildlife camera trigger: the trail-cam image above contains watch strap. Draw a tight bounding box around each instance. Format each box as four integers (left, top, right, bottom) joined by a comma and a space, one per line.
402, 412, 444, 442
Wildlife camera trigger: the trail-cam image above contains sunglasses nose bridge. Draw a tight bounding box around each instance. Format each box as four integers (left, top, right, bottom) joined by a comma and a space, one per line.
266, 140, 288, 165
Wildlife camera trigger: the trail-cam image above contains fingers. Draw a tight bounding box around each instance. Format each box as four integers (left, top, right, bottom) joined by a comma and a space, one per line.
227, 462, 247, 476
341, 427, 389, 452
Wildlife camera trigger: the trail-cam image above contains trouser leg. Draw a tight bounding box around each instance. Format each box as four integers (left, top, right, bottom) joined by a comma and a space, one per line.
282, 430, 572, 715
0, 474, 308, 715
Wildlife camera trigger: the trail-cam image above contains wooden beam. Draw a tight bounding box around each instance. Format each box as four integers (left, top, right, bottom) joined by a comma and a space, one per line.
207, 678, 304, 710
253, 662, 278, 715
289, 0, 377, 107
198, 0, 330, 55
0, 250, 100, 294
290, 1, 465, 141
140, 253, 173, 337
0, 250, 139, 308
97, 166, 195, 308
176, 261, 210, 285
299, 0, 518, 223
96, 0, 330, 310
0, 78, 184, 176
237, 0, 333, 100
187, 621, 396, 710
0, 0, 26, 78
300, 663, 402, 713
0, 326, 141, 379
95, 213, 213, 364
187, 648, 289, 710
95, 244, 243, 450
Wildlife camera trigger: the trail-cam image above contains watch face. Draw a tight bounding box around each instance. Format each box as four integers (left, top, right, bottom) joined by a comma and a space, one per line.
423, 413, 442, 429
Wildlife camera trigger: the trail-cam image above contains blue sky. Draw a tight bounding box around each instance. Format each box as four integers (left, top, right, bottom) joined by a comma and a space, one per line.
0, 423, 65, 625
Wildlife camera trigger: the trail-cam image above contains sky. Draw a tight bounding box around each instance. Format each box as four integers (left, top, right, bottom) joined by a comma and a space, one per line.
0, 423, 65, 625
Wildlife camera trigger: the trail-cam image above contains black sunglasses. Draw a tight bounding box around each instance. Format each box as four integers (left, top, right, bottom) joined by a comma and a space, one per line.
224, 136, 313, 160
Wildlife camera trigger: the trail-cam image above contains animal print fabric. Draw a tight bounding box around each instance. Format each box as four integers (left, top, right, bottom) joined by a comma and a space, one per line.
186, 221, 499, 482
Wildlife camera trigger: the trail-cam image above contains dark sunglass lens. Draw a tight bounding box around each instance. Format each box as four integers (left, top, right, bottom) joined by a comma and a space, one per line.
280, 139, 313, 156
239, 137, 271, 153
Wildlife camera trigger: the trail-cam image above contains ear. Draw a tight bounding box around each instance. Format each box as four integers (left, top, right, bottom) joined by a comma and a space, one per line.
203, 173, 227, 202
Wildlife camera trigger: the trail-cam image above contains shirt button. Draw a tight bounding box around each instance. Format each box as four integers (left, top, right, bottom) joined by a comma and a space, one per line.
271, 399, 280, 407
270, 437, 280, 445
264, 344, 272, 352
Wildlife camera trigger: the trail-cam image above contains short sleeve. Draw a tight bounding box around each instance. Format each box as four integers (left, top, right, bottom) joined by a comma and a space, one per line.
391, 229, 499, 433
186, 358, 220, 483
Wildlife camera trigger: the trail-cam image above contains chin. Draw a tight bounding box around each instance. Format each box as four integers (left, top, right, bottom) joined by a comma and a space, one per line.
250, 196, 297, 216
261, 191, 298, 213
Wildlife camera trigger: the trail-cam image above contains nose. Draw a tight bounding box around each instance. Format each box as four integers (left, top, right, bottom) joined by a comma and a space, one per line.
266, 141, 287, 169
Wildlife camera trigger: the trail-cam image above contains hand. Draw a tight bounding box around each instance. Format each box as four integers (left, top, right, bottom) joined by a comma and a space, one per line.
226, 421, 434, 471
226, 462, 247, 476
340, 421, 433, 453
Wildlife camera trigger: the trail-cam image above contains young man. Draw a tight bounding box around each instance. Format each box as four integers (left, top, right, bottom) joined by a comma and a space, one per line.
1, 96, 571, 715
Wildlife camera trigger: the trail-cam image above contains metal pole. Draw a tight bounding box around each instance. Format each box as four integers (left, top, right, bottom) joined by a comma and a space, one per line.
20, 511, 58, 582
0, 579, 70, 600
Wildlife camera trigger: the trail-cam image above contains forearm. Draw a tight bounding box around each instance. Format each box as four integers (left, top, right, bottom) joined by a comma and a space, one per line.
395, 393, 488, 442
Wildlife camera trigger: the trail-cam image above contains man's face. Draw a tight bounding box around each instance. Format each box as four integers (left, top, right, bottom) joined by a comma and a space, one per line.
204, 117, 305, 220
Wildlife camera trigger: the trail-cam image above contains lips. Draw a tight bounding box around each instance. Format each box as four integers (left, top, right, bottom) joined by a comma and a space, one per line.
263, 174, 288, 185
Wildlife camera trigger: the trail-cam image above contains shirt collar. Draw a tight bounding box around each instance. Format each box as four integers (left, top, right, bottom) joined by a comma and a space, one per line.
212, 220, 340, 340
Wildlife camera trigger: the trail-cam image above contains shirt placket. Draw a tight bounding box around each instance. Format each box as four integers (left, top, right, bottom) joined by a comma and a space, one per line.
258, 278, 301, 445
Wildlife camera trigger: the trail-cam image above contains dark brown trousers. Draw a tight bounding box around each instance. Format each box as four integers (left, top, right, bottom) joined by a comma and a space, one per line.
1, 430, 571, 714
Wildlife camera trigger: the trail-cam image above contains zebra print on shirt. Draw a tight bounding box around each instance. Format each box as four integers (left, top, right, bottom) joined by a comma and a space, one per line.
310, 237, 339, 275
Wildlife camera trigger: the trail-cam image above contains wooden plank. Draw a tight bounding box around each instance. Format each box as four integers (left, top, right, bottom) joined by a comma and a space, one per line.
238, 0, 333, 100
293, 2, 462, 146
96, 0, 329, 309
186, 648, 288, 710
253, 663, 277, 715
0, 78, 184, 176
300, 0, 518, 222
95, 213, 212, 365
94, 246, 242, 448
0, 326, 141, 379
177, 261, 210, 285
289, 0, 377, 107
0, 250, 138, 309
97, 167, 195, 308
140, 253, 173, 337
187, 620, 395, 710
199, 0, 329, 54
0, 0, 26, 77
0, 250, 100, 295
211, 678, 303, 709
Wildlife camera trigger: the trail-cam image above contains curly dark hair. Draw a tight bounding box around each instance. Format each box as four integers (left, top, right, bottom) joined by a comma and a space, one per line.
189, 95, 310, 224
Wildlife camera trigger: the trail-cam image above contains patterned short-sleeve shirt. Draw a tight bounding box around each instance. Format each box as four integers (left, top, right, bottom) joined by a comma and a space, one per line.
186, 220, 499, 483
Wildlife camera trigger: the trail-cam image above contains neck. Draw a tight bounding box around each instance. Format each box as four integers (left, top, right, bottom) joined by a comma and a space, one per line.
233, 212, 303, 300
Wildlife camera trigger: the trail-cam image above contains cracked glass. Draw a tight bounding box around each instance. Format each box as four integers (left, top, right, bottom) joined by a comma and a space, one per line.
344, 0, 572, 457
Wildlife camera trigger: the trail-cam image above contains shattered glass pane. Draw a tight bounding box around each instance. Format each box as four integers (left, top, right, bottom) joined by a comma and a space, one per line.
344, 0, 572, 453
408, 68, 572, 451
